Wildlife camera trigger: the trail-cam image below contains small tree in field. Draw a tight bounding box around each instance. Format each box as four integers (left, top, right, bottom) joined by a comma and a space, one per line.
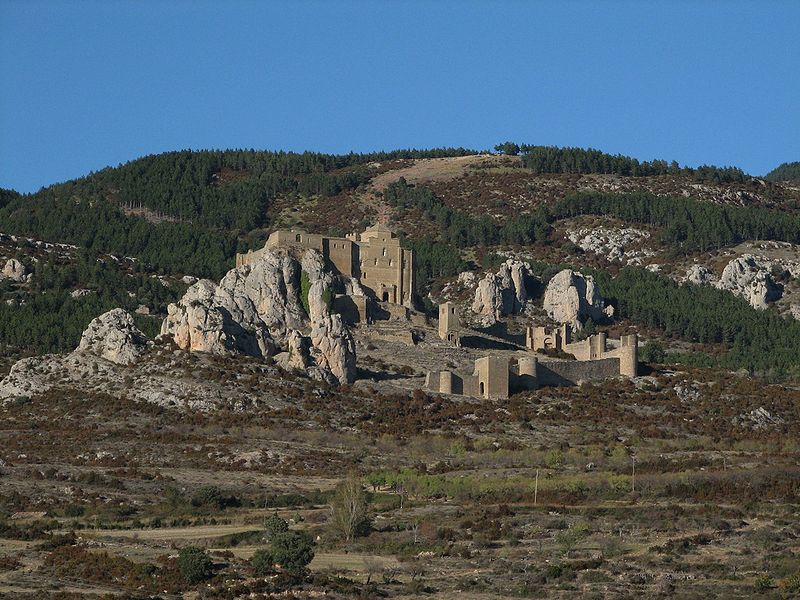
264, 512, 289, 539
329, 474, 369, 542
178, 546, 213, 583
251, 548, 275, 576
271, 531, 314, 575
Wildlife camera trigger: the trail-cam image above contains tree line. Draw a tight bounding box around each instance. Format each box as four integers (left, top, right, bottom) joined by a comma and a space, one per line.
494, 143, 748, 184
765, 161, 800, 183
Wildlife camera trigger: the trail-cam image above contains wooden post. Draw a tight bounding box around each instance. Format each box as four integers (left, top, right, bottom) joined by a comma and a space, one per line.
631, 455, 636, 493
534, 469, 539, 506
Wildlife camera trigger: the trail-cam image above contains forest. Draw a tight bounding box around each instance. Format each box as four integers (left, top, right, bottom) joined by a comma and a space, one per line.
514, 145, 748, 183
552, 191, 800, 252
765, 161, 800, 182
0, 252, 177, 354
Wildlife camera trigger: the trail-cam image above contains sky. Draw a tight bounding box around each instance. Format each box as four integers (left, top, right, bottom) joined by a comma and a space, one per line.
1, 1, 799, 193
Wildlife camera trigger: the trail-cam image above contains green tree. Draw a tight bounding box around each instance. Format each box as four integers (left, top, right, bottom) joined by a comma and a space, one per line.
178, 546, 213, 584
264, 513, 289, 538
251, 548, 275, 576
271, 531, 315, 575
494, 141, 520, 156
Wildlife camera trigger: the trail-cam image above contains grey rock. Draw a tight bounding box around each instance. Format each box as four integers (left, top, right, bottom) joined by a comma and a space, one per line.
75, 308, 148, 365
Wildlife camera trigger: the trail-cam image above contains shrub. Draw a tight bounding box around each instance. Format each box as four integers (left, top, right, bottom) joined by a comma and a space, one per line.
177, 546, 213, 584
251, 548, 275, 576
271, 531, 314, 575
545, 449, 564, 469
264, 513, 289, 538
640, 341, 666, 364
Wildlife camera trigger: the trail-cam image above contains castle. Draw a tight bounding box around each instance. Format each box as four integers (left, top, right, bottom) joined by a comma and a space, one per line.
429, 304, 638, 399
236, 225, 415, 308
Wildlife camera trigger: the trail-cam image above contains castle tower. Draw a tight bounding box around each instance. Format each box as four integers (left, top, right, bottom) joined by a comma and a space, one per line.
589, 332, 607, 359
619, 333, 638, 377
438, 302, 461, 345
473, 356, 510, 400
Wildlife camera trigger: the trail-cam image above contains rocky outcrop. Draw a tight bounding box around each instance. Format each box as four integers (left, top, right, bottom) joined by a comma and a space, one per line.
2, 258, 28, 282
219, 251, 305, 339
566, 227, 654, 265
309, 314, 357, 385
275, 329, 311, 372
160, 247, 355, 384
715, 255, 780, 310
685, 264, 716, 286
471, 260, 531, 319
161, 278, 275, 358
543, 269, 610, 329
75, 308, 148, 365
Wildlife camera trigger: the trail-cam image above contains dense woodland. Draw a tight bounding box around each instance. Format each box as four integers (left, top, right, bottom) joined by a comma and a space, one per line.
0, 253, 177, 354
503, 144, 749, 183
552, 191, 800, 252
765, 161, 800, 183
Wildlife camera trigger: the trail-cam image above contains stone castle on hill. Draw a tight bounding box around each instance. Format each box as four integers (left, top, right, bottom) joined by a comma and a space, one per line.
236, 225, 415, 308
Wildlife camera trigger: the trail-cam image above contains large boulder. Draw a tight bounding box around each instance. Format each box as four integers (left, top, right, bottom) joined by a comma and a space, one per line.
76, 308, 148, 365
543, 269, 609, 329
685, 264, 716, 286
2, 258, 28, 282
715, 255, 780, 310
471, 260, 531, 319
161, 279, 274, 358
309, 314, 357, 385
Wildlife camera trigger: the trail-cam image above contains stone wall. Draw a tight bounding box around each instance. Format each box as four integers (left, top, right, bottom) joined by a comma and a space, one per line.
536, 357, 620, 386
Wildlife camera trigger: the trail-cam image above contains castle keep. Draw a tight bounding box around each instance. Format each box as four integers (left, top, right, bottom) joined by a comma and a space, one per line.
236, 225, 415, 308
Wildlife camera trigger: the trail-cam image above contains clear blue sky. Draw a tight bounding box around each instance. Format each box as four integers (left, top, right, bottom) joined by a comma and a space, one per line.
1, 1, 798, 193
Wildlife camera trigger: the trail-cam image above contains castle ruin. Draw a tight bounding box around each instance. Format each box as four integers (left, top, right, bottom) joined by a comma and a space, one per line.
427, 305, 638, 399
236, 225, 415, 308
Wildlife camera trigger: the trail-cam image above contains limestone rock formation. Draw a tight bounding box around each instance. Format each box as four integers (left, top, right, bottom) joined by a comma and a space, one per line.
160, 247, 356, 384
309, 314, 357, 385
2, 258, 28, 282
471, 260, 531, 319
543, 269, 608, 329
566, 227, 654, 265
220, 251, 305, 339
75, 308, 148, 365
685, 264, 716, 286
161, 279, 274, 358
275, 329, 311, 372
715, 255, 780, 310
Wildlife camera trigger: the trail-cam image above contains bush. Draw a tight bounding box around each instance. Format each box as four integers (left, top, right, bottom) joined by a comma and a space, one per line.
271, 531, 315, 575
264, 513, 289, 538
251, 548, 275, 576
640, 341, 666, 364
177, 546, 213, 584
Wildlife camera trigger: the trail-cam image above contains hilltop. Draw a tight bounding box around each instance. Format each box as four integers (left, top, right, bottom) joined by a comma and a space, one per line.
1, 145, 800, 598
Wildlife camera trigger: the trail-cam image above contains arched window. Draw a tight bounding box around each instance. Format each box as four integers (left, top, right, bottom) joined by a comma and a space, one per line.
295, 234, 302, 242
479, 382, 485, 396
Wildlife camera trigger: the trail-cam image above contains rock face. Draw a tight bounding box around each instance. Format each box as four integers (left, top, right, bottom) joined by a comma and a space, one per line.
1, 258, 28, 282
471, 260, 531, 320
161, 247, 356, 384
309, 314, 357, 385
715, 255, 780, 310
161, 279, 275, 358
543, 269, 609, 329
76, 308, 148, 365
